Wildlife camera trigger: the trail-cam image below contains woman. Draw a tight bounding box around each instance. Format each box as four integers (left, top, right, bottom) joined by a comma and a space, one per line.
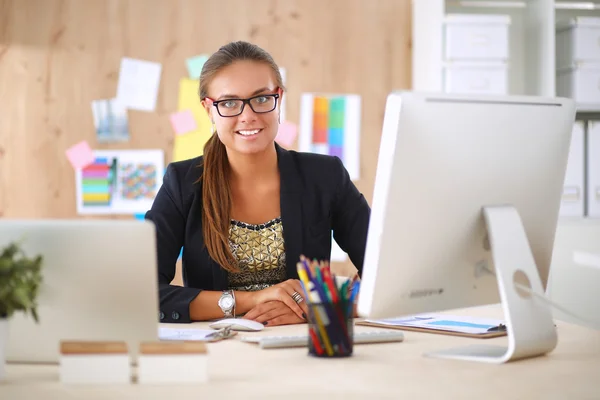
146, 41, 370, 326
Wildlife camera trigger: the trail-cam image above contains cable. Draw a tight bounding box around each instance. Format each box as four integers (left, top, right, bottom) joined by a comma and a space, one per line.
481, 264, 600, 330
513, 282, 600, 330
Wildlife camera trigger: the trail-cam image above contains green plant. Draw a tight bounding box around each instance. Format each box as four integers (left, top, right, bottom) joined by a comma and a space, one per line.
0, 241, 43, 321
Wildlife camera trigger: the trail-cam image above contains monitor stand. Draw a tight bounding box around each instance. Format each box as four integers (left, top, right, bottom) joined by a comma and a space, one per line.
425, 205, 558, 363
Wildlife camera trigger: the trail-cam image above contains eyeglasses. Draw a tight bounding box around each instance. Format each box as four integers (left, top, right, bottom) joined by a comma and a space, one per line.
207, 93, 280, 117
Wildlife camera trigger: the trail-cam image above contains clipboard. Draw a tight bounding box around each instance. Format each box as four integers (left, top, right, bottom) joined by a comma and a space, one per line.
356, 315, 507, 339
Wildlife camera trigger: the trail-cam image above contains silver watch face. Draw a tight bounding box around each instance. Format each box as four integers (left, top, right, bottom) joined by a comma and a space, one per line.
220, 296, 234, 309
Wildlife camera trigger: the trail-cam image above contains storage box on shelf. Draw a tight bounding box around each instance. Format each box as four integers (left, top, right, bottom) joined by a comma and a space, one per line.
556, 17, 600, 110
443, 61, 508, 94
587, 121, 600, 217
559, 121, 585, 218
442, 13, 511, 95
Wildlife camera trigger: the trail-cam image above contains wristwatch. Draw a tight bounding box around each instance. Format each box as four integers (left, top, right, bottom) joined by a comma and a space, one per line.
218, 290, 235, 318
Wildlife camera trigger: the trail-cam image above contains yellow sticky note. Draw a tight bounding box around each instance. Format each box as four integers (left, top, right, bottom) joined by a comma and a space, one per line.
173, 130, 212, 162
178, 78, 212, 134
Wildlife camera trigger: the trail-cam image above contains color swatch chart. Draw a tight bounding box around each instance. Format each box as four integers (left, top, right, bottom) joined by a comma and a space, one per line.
76, 150, 164, 215
311, 96, 346, 159
300, 93, 361, 181
81, 157, 117, 207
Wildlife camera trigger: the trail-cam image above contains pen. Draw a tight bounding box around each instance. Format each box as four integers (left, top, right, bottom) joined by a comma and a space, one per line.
487, 323, 506, 332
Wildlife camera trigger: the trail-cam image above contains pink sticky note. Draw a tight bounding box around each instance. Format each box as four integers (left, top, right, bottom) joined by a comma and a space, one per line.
65, 141, 95, 169
275, 121, 298, 148
170, 109, 197, 135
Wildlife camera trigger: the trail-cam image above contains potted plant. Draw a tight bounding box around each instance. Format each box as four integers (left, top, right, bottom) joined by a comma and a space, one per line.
0, 241, 43, 380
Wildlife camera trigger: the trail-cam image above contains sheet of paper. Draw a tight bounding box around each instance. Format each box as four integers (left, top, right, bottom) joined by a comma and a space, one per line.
91, 98, 129, 142
170, 109, 197, 135
178, 78, 212, 133
275, 120, 297, 148
66, 141, 95, 169
186, 54, 209, 80
159, 327, 215, 341
116, 57, 162, 112
365, 314, 504, 335
299, 93, 361, 181
75, 149, 164, 215
173, 130, 212, 161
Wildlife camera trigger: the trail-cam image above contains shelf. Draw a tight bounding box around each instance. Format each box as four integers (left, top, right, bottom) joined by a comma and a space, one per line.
446, 1, 600, 10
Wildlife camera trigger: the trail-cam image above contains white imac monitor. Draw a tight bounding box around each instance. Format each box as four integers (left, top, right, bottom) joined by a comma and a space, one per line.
0, 219, 159, 364
357, 92, 576, 363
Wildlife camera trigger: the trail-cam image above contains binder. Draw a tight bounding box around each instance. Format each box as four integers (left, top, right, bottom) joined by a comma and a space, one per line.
560, 121, 585, 217
588, 121, 600, 217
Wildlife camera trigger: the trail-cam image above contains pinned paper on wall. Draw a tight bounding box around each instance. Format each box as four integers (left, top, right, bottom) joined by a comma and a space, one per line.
169, 109, 197, 135
275, 121, 298, 148
91, 98, 129, 142
75, 150, 164, 215
116, 57, 162, 112
173, 131, 211, 162
186, 54, 209, 80
299, 93, 361, 181
65, 141, 95, 169
172, 78, 213, 161
178, 78, 211, 129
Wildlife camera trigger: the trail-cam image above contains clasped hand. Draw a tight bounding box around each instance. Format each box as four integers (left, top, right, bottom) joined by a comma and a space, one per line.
243, 279, 309, 326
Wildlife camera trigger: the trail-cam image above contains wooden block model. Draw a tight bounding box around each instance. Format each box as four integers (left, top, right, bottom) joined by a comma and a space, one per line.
59, 341, 131, 384
137, 341, 208, 384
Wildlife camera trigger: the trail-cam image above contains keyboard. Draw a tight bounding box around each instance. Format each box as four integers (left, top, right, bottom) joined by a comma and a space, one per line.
239, 330, 405, 349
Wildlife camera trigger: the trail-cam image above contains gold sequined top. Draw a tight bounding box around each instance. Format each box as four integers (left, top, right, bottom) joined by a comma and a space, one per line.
227, 217, 287, 292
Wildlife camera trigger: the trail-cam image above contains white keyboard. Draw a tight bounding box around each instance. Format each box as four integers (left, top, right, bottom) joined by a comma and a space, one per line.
240, 330, 404, 349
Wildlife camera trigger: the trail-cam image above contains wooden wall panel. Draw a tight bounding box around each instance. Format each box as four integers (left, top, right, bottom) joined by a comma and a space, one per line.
0, 0, 411, 278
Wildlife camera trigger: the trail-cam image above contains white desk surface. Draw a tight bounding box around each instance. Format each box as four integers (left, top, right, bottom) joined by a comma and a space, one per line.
1, 305, 599, 399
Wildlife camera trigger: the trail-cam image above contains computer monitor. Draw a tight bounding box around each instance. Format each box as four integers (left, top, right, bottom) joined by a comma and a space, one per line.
0, 219, 159, 363
357, 91, 576, 363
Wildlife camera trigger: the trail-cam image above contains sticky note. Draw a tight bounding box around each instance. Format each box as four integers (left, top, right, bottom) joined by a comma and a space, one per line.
178, 78, 212, 134
169, 110, 197, 135
66, 141, 95, 169
186, 54, 209, 80
116, 57, 162, 112
275, 121, 298, 148
173, 130, 212, 162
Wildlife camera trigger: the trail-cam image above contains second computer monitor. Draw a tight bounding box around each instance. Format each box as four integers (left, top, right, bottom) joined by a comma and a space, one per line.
357, 91, 576, 320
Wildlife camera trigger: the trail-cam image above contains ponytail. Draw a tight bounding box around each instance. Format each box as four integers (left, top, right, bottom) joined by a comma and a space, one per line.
199, 134, 237, 272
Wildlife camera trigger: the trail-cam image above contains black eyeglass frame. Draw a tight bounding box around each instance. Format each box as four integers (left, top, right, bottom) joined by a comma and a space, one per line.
209, 93, 280, 118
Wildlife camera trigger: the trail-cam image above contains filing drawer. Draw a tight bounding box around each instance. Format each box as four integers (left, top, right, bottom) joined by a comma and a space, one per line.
444, 14, 510, 61
557, 65, 600, 106
556, 17, 600, 69
443, 62, 508, 95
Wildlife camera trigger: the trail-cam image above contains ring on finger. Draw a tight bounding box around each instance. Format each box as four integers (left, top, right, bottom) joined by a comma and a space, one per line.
291, 291, 304, 304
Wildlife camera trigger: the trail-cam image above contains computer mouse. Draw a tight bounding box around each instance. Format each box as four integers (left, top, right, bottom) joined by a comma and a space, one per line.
209, 318, 265, 332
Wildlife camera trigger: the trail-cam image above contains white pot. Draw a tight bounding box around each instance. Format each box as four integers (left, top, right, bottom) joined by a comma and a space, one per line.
0, 318, 7, 381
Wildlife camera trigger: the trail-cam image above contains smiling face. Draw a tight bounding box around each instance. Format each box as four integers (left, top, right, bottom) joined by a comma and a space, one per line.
202, 60, 282, 156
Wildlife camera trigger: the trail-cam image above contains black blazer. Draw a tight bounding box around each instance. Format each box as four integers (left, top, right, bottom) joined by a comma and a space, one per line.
145, 143, 371, 323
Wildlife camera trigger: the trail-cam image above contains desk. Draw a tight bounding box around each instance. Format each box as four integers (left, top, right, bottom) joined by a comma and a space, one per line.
1, 305, 599, 399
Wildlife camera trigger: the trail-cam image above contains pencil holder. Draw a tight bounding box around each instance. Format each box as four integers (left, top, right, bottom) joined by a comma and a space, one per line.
306, 301, 354, 358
